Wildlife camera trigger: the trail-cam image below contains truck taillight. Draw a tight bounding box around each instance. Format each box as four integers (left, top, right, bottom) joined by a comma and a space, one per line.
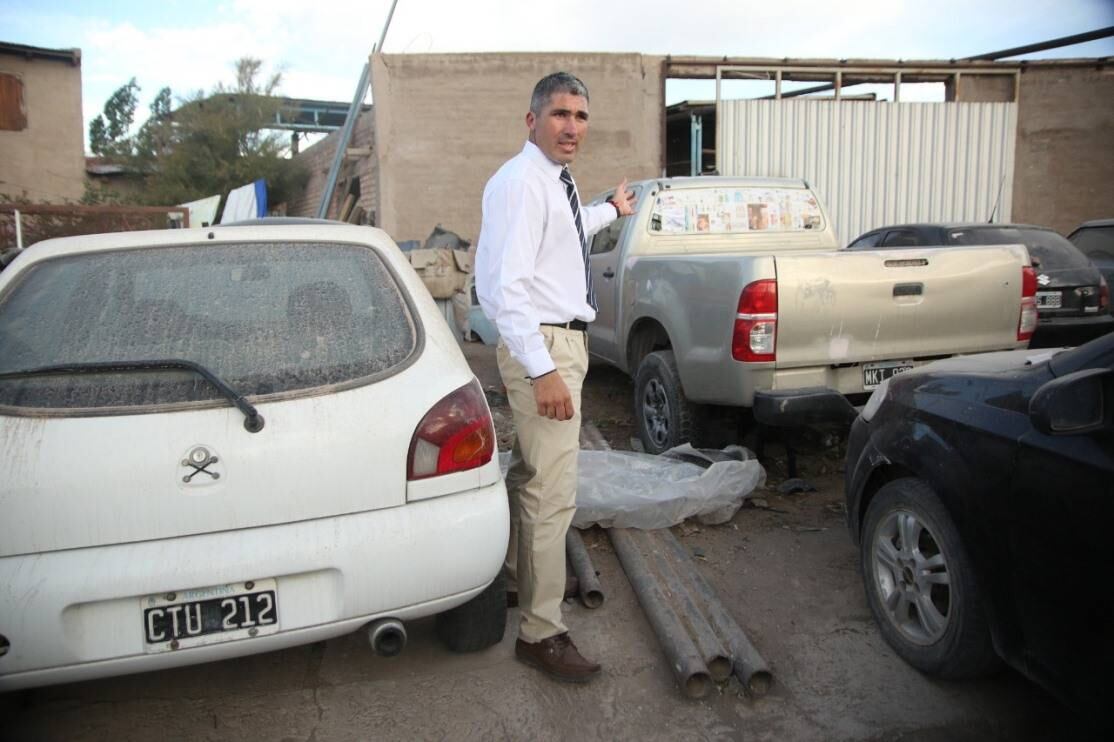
1018, 265, 1038, 342
407, 379, 495, 480
733, 279, 778, 362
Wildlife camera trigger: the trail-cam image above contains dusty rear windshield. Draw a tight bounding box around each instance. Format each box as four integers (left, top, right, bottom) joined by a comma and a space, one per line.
649, 186, 824, 235
1070, 225, 1114, 262
0, 241, 417, 411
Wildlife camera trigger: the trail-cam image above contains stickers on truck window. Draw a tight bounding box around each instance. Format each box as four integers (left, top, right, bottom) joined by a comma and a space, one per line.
650, 187, 823, 235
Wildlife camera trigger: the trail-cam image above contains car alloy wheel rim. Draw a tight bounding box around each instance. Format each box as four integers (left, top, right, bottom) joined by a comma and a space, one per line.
871, 509, 951, 646
642, 378, 671, 448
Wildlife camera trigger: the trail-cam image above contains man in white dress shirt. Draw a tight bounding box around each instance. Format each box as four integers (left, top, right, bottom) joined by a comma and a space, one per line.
475, 72, 634, 682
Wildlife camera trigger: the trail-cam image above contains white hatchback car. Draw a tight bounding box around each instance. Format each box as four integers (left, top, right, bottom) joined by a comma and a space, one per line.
0, 222, 509, 691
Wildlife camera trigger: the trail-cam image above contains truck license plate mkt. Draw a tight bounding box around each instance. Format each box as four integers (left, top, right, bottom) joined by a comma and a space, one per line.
863, 360, 915, 390
142, 579, 279, 652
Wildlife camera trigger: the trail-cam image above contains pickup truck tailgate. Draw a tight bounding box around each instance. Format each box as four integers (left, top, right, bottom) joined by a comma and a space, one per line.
774, 245, 1028, 367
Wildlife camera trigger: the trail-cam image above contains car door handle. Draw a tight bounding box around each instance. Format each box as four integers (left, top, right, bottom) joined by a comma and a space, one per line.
893, 283, 923, 297
603, 269, 615, 279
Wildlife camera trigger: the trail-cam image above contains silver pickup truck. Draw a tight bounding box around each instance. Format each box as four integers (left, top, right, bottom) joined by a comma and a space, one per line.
585, 176, 1037, 453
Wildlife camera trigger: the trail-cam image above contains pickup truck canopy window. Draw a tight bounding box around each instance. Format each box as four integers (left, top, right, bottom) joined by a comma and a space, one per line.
948, 228, 1093, 271
0, 242, 417, 411
649, 186, 824, 235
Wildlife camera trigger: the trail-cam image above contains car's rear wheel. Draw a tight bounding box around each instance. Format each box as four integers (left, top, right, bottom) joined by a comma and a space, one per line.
435, 572, 507, 652
634, 350, 704, 454
860, 477, 999, 678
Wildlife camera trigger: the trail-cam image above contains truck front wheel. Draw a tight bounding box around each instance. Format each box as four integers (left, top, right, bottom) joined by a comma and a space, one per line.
634, 350, 704, 454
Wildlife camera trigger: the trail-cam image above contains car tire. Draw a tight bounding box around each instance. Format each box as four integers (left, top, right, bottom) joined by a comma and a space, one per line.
860, 477, 999, 679
634, 350, 704, 454
435, 572, 507, 653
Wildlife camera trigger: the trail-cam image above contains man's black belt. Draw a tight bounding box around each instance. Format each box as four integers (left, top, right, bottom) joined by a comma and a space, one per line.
541, 320, 588, 331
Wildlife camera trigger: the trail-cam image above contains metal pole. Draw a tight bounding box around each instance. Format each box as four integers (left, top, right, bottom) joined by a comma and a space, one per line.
689, 114, 703, 177
316, 57, 371, 219
14, 209, 22, 250
714, 66, 722, 176
640, 529, 732, 682
374, 0, 401, 54
965, 25, 1114, 61
566, 528, 605, 609
315, 0, 400, 219
659, 529, 773, 696
609, 528, 712, 699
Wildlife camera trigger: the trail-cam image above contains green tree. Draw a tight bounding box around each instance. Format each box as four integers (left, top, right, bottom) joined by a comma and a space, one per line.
134, 86, 174, 163
88, 77, 139, 158
86, 60, 306, 210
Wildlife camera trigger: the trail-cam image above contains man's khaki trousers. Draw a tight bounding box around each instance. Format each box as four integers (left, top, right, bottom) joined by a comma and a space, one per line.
497, 325, 588, 643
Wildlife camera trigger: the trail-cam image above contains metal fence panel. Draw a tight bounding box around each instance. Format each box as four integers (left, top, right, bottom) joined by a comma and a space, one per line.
717, 100, 1017, 246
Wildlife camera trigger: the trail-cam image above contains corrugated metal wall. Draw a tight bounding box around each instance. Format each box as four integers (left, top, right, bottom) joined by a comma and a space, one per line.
717, 100, 1017, 246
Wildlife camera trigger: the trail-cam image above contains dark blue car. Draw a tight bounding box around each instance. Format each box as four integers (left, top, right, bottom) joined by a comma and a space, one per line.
844, 332, 1113, 723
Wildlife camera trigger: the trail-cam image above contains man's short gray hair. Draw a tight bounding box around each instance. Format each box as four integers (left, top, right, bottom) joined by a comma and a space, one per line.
530, 72, 589, 115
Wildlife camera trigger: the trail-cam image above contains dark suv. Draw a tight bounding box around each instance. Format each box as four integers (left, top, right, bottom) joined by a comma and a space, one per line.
1067, 219, 1114, 290
847, 223, 1112, 348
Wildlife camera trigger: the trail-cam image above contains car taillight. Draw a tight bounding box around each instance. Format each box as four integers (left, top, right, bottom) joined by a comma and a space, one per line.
407, 379, 495, 480
732, 279, 777, 362
1101, 276, 1110, 312
1018, 265, 1038, 342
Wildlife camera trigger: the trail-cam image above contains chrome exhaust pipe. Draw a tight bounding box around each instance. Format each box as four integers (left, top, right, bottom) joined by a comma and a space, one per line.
367, 618, 407, 657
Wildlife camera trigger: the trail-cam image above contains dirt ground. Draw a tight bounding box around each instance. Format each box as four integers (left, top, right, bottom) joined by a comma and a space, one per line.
4, 340, 1078, 741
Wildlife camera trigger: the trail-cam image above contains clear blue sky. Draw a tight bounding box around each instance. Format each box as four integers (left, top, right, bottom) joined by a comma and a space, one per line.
2, 0, 1112, 148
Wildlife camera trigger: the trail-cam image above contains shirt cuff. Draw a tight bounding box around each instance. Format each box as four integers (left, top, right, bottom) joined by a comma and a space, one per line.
520, 347, 556, 379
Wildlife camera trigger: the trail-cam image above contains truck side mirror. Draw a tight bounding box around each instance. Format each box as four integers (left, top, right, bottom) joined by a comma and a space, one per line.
1029, 367, 1113, 435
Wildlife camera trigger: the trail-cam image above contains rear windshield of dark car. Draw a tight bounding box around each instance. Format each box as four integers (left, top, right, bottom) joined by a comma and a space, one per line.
947, 227, 1093, 272
1070, 225, 1114, 262
0, 242, 417, 411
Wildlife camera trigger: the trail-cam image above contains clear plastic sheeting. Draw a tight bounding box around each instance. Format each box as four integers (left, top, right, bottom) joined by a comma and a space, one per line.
499, 445, 766, 529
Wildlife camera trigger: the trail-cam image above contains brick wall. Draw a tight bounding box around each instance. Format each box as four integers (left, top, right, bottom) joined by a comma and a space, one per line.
288, 107, 378, 223
370, 52, 664, 245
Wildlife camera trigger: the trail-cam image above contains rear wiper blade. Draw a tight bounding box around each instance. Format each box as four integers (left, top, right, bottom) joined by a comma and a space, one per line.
0, 359, 265, 433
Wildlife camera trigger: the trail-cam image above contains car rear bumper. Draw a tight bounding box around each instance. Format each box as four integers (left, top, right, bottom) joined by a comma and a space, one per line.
0, 480, 508, 691
753, 387, 860, 431
1031, 313, 1114, 347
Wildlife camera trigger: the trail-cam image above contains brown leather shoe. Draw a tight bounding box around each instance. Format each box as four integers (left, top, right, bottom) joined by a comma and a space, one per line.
507, 574, 579, 607
515, 632, 601, 683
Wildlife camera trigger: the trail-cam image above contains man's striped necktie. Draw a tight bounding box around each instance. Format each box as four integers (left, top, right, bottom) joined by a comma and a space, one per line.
559, 166, 597, 311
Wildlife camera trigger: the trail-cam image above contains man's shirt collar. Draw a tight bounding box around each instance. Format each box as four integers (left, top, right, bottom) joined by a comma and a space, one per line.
522, 140, 565, 181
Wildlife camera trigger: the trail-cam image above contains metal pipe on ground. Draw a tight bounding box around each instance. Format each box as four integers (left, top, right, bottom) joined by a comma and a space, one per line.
635, 529, 733, 682
658, 529, 773, 696
609, 527, 712, 699
566, 528, 605, 609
